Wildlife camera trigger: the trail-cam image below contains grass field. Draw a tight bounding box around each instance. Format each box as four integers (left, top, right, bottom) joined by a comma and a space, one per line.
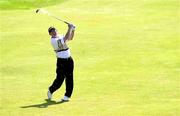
0, 0, 179, 116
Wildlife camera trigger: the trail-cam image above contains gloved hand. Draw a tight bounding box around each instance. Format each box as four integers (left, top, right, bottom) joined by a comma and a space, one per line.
68, 23, 76, 30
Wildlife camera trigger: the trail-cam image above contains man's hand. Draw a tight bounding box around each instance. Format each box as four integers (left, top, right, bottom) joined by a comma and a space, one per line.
64, 23, 75, 42
68, 23, 75, 30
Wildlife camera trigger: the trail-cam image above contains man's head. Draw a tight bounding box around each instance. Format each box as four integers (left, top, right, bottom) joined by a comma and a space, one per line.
48, 26, 58, 37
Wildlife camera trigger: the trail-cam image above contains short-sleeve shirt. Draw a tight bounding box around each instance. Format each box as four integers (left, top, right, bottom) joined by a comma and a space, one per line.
51, 35, 71, 58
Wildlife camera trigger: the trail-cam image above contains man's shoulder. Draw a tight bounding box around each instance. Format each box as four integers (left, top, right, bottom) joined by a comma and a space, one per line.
51, 35, 64, 40
58, 34, 64, 39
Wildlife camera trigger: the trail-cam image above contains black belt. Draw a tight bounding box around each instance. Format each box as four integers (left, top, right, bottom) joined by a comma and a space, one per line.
58, 56, 72, 60
54, 48, 69, 52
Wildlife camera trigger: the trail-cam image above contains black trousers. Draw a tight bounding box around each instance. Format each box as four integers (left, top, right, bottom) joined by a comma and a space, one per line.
49, 57, 74, 98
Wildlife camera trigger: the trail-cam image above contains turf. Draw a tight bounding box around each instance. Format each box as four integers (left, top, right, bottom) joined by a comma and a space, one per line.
0, 0, 179, 116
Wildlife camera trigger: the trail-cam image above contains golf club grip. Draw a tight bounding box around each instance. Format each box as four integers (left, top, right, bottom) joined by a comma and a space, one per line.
64, 21, 70, 25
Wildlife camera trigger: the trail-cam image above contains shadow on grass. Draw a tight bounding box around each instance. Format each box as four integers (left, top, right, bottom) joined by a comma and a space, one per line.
21, 99, 68, 108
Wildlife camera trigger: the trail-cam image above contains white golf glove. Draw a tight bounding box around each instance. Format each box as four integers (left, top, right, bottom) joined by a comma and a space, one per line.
68, 23, 76, 30
72, 25, 76, 31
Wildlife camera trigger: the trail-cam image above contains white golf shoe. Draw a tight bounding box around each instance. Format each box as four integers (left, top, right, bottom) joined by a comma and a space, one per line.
60, 96, 69, 102
47, 90, 52, 100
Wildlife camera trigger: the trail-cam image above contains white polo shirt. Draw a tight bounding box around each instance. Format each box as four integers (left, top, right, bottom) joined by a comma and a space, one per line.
51, 35, 71, 58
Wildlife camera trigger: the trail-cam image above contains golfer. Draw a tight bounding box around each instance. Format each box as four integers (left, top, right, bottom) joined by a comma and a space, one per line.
47, 23, 75, 101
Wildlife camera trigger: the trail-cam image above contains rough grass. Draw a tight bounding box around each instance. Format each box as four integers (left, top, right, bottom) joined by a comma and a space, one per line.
0, 0, 179, 116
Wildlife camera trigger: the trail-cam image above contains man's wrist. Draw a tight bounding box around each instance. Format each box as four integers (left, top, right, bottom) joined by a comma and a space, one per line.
68, 23, 75, 30
71, 26, 75, 31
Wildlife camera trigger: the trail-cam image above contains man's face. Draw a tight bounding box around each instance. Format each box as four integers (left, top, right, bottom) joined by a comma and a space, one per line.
49, 29, 57, 37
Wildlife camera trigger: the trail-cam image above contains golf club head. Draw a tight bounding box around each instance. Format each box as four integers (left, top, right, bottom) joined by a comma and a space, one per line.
36, 9, 40, 13
35, 8, 49, 15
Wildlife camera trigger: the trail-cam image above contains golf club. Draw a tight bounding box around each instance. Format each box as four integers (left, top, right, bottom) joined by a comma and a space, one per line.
36, 8, 70, 25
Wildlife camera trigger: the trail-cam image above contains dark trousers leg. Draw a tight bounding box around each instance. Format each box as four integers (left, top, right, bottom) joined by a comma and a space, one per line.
49, 60, 65, 94
64, 58, 74, 98
65, 72, 74, 97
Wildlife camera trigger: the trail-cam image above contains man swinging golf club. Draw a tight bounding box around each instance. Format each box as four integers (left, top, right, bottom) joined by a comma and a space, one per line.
47, 23, 75, 102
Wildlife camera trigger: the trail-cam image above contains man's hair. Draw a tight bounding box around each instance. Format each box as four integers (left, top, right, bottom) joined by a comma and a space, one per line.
48, 26, 56, 33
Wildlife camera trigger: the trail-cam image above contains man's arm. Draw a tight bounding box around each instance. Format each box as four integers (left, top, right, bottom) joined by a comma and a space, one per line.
63, 24, 75, 42
68, 29, 75, 40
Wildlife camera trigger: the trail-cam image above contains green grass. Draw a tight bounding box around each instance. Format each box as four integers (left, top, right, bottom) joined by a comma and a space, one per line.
0, 0, 179, 116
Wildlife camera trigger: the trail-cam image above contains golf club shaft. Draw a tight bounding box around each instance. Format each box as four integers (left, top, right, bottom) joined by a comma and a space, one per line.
49, 14, 69, 25
36, 9, 70, 25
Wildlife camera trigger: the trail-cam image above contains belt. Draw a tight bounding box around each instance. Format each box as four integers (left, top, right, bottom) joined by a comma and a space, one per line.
54, 48, 69, 52
58, 56, 72, 60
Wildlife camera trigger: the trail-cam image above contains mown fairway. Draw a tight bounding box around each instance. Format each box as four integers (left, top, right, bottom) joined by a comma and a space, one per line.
0, 0, 179, 116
